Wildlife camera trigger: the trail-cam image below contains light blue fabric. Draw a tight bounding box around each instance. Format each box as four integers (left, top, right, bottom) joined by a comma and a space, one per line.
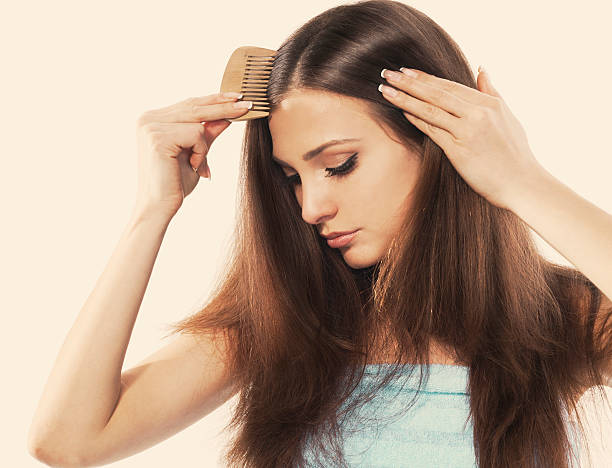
303, 363, 582, 467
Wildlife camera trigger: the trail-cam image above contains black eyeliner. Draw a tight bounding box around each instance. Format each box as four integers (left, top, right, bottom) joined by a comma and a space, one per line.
282, 152, 359, 186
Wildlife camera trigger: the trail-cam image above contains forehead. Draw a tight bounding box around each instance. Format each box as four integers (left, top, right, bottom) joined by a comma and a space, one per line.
268, 90, 378, 156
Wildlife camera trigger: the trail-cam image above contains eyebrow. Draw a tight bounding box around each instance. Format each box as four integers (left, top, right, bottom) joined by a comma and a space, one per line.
271, 138, 361, 167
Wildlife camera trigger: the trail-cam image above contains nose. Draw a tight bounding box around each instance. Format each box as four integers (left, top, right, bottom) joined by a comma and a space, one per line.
296, 183, 337, 226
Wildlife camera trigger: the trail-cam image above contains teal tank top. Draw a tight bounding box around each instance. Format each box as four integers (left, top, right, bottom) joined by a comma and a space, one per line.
303, 363, 582, 467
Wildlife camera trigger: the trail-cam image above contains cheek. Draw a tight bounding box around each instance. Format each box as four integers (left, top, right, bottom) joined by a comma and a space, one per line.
369, 171, 417, 227
347, 170, 390, 222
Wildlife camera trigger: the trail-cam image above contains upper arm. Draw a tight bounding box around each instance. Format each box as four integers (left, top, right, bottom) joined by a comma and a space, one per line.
79, 331, 238, 467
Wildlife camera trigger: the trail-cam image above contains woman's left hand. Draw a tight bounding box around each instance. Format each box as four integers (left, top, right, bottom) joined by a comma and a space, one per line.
379, 66, 545, 211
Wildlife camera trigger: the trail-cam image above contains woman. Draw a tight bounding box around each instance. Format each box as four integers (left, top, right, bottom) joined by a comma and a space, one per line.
28, 1, 612, 467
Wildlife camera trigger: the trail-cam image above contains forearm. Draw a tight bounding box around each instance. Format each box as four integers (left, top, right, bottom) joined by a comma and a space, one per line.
508, 165, 612, 300
28, 208, 173, 453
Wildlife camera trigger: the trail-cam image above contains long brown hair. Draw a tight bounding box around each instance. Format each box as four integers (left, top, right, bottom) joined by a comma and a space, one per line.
164, 1, 612, 466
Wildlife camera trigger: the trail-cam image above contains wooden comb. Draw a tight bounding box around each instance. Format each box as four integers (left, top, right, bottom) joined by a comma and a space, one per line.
219, 46, 277, 122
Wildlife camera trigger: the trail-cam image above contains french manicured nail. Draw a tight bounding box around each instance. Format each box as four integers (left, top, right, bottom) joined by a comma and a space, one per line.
378, 84, 397, 97
382, 70, 403, 82
222, 91, 243, 99
233, 101, 253, 109
399, 67, 418, 77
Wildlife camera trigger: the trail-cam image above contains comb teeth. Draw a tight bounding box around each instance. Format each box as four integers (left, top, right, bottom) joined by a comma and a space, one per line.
220, 46, 278, 122
241, 56, 275, 111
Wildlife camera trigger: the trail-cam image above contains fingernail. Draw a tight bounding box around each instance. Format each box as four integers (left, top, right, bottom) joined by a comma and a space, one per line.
205, 167, 211, 180
233, 100, 253, 109
222, 91, 243, 99
399, 67, 418, 77
378, 84, 397, 97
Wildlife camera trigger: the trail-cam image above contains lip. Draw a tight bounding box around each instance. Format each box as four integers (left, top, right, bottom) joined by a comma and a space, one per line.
325, 230, 358, 248
320, 229, 358, 240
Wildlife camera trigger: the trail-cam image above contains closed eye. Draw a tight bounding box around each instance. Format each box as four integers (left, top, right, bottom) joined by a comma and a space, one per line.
282, 153, 359, 186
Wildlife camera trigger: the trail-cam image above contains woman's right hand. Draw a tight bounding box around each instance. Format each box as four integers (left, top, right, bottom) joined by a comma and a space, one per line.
133, 92, 252, 219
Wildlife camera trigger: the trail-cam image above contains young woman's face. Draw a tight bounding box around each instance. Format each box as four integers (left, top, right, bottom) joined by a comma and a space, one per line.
268, 89, 421, 269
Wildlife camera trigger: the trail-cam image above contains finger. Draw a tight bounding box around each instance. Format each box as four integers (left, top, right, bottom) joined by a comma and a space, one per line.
189, 145, 208, 176
203, 119, 232, 146
193, 160, 210, 179
188, 124, 212, 174
171, 94, 248, 123
392, 68, 493, 107
195, 120, 232, 176
402, 110, 454, 153
149, 121, 209, 153
382, 69, 468, 118
150, 120, 228, 177
379, 83, 462, 139
143, 93, 251, 124
192, 151, 212, 179
142, 93, 231, 119
148, 122, 209, 175
477, 66, 502, 98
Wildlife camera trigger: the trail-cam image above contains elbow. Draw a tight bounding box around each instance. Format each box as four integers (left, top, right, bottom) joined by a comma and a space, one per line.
28, 439, 88, 468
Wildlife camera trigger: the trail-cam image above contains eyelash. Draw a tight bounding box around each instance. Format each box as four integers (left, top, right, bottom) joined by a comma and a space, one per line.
282, 153, 359, 186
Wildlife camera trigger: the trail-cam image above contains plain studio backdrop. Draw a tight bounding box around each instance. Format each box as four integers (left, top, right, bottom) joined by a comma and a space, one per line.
2, 1, 611, 466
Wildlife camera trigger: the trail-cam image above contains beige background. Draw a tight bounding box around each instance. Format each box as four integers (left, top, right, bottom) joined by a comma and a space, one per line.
2, 0, 611, 466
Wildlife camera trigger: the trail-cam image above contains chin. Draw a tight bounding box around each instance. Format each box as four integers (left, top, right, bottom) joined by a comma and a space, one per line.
341, 248, 381, 270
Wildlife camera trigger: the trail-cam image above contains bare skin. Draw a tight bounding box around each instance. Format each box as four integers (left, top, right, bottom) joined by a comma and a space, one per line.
269, 89, 463, 366
269, 89, 421, 270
